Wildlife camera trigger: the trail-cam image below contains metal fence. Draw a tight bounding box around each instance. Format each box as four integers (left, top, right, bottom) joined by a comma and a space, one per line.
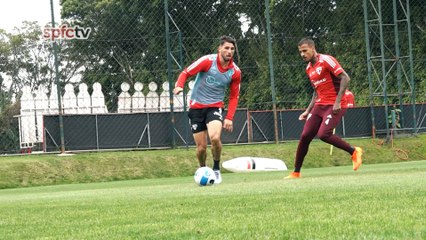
0, 0, 425, 154
41, 104, 426, 152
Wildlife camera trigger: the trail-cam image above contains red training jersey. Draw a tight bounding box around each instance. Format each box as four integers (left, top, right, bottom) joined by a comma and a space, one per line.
345, 90, 355, 108
305, 53, 348, 107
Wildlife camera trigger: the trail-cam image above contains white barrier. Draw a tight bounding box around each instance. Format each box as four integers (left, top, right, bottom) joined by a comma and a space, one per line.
145, 82, 159, 112
63, 83, 78, 114
49, 84, 59, 114
18, 81, 192, 150
77, 83, 91, 114
159, 81, 170, 112
118, 82, 132, 113
34, 86, 49, 142
91, 82, 108, 114
19, 86, 37, 148
222, 157, 288, 173
132, 82, 145, 113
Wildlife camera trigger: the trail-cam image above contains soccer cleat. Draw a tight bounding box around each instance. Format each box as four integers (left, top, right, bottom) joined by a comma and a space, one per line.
284, 172, 301, 179
213, 170, 222, 184
351, 147, 363, 171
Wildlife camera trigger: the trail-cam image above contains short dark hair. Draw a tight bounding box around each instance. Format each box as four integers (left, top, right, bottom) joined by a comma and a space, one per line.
219, 35, 236, 47
298, 37, 315, 47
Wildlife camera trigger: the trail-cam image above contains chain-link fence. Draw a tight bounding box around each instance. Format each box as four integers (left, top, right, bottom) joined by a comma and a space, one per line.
1, 0, 425, 154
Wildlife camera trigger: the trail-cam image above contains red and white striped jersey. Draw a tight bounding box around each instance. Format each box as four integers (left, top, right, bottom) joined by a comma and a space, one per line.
305, 54, 348, 107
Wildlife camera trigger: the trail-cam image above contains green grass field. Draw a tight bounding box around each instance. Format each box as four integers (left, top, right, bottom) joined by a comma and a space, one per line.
1, 135, 425, 189
1, 160, 425, 239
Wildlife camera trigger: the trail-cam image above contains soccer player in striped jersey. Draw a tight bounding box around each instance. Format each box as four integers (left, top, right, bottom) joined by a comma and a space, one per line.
285, 37, 363, 179
173, 36, 242, 184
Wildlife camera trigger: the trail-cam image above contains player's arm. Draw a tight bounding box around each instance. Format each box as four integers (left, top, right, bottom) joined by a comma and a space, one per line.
173, 56, 212, 94
223, 70, 241, 132
335, 71, 350, 102
299, 91, 317, 121
333, 71, 350, 114
323, 55, 350, 113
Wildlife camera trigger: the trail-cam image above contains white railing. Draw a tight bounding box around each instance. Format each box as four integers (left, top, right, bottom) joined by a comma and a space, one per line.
17, 81, 193, 150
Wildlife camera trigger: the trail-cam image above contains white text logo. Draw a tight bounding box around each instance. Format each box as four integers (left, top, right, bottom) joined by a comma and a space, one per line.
312, 78, 327, 87
43, 25, 91, 41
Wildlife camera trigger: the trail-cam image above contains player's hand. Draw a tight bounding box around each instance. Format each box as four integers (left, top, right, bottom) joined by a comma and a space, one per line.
223, 119, 233, 132
173, 87, 183, 95
332, 102, 341, 115
299, 111, 309, 121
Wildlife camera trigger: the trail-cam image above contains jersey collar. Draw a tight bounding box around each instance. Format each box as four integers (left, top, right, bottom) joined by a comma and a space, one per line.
216, 53, 234, 72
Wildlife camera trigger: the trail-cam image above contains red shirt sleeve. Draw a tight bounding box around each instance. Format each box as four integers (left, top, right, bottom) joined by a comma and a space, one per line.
322, 54, 344, 77
225, 68, 241, 120
175, 55, 213, 88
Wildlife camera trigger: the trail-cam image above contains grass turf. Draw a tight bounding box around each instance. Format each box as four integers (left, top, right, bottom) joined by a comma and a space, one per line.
1, 134, 425, 189
0, 160, 425, 239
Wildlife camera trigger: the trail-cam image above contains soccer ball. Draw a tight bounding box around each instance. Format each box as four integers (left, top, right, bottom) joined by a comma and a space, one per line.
194, 167, 216, 186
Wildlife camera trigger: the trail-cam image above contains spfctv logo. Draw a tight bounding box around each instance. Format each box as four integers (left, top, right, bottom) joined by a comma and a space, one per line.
43, 24, 91, 41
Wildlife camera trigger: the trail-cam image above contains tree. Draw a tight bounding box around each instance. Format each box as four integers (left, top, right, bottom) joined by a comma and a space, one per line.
0, 21, 82, 98
61, 0, 167, 111
0, 101, 19, 153
59, 0, 424, 112
0, 22, 54, 94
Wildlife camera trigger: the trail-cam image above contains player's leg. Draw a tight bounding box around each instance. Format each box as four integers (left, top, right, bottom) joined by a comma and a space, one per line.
316, 106, 363, 170
188, 108, 208, 167
286, 106, 322, 178
193, 131, 208, 167
207, 121, 223, 183
207, 120, 223, 167
206, 108, 224, 183
317, 107, 354, 153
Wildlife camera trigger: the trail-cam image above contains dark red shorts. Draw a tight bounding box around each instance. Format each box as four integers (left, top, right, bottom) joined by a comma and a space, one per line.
302, 105, 347, 138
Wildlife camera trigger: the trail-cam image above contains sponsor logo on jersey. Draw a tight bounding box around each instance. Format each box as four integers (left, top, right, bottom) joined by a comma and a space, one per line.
312, 78, 327, 87
206, 76, 219, 85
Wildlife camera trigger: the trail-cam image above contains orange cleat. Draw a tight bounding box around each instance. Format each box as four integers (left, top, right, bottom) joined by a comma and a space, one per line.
351, 147, 363, 171
284, 172, 301, 179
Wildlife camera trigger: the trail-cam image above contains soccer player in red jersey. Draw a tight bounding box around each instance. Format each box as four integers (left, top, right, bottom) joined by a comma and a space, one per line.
285, 37, 363, 179
345, 89, 355, 108
173, 36, 241, 184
